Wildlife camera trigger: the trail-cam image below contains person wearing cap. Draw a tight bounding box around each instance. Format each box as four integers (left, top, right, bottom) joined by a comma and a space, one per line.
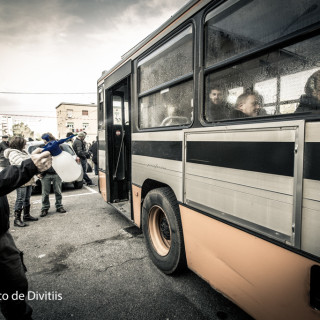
39, 132, 67, 217
0, 135, 10, 172
73, 132, 94, 186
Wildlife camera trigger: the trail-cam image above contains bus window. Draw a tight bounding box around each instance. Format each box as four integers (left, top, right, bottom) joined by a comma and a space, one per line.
139, 81, 193, 128
113, 96, 122, 125
98, 86, 104, 129
204, 34, 320, 122
138, 26, 193, 129
205, 0, 320, 67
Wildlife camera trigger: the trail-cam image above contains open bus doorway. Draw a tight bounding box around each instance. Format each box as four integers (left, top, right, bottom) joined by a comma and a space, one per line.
105, 77, 132, 217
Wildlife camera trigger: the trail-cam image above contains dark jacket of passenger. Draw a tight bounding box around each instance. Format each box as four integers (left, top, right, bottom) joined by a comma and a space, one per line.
206, 102, 232, 122
89, 142, 98, 163
0, 141, 10, 167
73, 138, 88, 160
0, 159, 38, 235
295, 95, 320, 113
229, 108, 249, 119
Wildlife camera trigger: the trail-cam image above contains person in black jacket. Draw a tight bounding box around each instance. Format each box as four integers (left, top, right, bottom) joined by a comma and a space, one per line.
0, 148, 52, 320
0, 135, 10, 171
205, 85, 232, 122
89, 139, 98, 176
73, 132, 93, 185
295, 70, 320, 113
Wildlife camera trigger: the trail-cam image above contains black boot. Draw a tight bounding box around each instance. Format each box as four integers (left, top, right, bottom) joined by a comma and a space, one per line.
23, 205, 38, 221
14, 209, 28, 227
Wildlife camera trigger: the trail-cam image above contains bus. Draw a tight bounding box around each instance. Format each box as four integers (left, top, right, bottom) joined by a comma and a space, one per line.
96, 1, 320, 319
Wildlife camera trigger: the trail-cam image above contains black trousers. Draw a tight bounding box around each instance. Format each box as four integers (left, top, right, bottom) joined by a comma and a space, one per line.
0, 231, 32, 320
80, 158, 92, 184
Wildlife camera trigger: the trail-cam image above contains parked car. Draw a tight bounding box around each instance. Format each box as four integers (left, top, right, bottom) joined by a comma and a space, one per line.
26, 141, 84, 192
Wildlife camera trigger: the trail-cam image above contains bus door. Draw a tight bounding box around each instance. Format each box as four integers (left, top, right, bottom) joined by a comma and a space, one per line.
106, 78, 131, 205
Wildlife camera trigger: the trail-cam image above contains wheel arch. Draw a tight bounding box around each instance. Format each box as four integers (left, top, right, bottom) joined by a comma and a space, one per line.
132, 179, 179, 229
140, 179, 180, 224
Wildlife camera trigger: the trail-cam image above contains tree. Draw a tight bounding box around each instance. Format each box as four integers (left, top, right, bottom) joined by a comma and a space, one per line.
12, 122, 34, 140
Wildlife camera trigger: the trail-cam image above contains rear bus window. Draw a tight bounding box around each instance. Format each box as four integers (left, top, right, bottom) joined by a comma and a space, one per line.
204, 0, 320, 123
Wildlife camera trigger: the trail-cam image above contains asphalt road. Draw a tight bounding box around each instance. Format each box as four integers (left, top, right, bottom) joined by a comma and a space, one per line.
2, 173, 253, 320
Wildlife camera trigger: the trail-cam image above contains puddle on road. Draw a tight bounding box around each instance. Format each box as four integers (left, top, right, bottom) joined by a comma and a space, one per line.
83, 226, 142, 246
40, 243, 76, 274
37, 227, 142, 274
123, 226, 142, 237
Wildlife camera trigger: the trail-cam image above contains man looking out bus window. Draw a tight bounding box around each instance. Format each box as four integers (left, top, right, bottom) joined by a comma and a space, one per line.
295, 70, 320, 113
206, 85, 231, 122
231, 91, 262, 118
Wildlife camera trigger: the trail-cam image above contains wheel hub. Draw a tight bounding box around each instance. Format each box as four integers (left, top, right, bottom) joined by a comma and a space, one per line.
148, 205, 172, 256
160, 217, 171, 240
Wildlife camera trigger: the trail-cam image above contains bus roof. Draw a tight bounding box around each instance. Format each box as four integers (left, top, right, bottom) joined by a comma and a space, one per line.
97, 0, 210, 85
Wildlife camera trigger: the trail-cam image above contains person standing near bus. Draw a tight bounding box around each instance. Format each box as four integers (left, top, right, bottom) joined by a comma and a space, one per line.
73, 132, 94, 185
0, 135, 10, 172
66, 132, 75, 148
4, 136, 39, 227
39, 132, 67, 217
0, 148, 52, 320
89, 138, 98, 176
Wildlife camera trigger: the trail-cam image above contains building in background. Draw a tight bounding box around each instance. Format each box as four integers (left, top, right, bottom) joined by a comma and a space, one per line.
0, 114, 56, 139
56, 103, 97, 143
0, 116, 13, 136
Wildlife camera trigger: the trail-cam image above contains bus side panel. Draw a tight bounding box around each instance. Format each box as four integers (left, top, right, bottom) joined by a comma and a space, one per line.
132, 184, 142, 228
302, 122, 320, 256
180, 205, 320, 320
132, 131, 184, 202
184, 124, 297, 244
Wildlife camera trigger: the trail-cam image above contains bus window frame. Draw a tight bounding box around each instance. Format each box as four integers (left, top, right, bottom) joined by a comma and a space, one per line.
136, 22, 196, 132
200, 1, 320, 127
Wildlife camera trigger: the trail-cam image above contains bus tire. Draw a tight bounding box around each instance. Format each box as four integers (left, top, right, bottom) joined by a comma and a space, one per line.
142, 187, 186, 275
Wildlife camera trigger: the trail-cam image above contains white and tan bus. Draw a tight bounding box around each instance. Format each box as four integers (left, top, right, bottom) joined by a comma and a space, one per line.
97, 1, 320, 319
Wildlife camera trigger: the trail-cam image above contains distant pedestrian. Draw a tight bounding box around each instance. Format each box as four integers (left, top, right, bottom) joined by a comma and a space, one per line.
39, 133, 66, 217
89, 139, 98, 175
73, 132, 94, 185
4, 136, 39, 227
0, 135, 10, 172
66, 132, 75, 148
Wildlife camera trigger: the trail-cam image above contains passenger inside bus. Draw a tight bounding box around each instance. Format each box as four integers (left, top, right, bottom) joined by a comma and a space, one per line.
160, 103, 190, 126
205, 85, 231, 121
230, 90, 263, 118
295, 70, 320, 113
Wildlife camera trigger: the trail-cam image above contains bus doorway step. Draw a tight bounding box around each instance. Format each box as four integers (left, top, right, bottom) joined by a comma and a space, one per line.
111, 200, 131, 222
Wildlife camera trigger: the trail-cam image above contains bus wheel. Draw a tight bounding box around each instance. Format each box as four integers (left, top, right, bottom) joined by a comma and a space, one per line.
142, 187, 186, 274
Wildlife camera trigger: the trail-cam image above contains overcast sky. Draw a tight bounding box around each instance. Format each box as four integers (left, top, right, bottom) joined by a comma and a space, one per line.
0, 0, 188, 135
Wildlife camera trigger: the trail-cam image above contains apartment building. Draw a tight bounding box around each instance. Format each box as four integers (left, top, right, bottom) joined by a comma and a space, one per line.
56, 103, 97, 143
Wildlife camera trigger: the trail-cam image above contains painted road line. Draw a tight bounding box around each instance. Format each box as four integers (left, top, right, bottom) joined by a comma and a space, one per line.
84, 185, 98, 193
32, 189, 98, 204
